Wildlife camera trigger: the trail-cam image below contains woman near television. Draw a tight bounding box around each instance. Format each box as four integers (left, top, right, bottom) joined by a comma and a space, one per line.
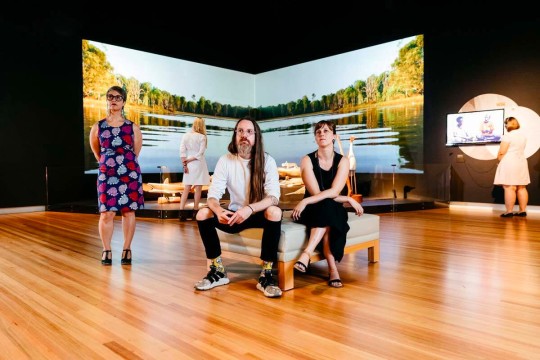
493, 116, 530, 217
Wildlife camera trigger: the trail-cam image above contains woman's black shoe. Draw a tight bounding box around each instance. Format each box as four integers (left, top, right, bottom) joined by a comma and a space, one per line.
515, 211, 527, 217
101, 250, 112, 265
121, 249, 132, 265
500, 212, 514, 218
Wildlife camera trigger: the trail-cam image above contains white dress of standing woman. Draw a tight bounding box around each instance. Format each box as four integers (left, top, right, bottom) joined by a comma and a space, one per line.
179, 117, 210, 218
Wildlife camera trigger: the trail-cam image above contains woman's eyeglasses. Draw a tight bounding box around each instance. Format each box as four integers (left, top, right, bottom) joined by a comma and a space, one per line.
107, 94, 124, 101
235, 129, 256, 136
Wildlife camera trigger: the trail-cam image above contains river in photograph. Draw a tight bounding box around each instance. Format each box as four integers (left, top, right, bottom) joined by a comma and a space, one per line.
84, 102, 423, 175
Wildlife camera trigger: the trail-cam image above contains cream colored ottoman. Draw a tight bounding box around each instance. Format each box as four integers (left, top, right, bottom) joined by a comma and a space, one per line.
216, 211, 380, 290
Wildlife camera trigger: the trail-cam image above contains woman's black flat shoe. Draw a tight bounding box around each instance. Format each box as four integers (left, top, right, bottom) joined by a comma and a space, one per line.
515, 212, 527, 217
121, 249, 132, 265
500, 212, 514, 218
101, 250, 112, 265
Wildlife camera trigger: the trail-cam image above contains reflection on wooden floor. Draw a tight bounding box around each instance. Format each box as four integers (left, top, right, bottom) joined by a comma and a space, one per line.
49, 196, 438, 220
0, 208, 539, 358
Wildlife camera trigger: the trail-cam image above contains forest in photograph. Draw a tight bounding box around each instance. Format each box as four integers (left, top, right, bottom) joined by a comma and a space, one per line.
82, 36, 423, 120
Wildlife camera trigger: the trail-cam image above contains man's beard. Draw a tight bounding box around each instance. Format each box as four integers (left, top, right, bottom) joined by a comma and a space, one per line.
237, 142, 252, 157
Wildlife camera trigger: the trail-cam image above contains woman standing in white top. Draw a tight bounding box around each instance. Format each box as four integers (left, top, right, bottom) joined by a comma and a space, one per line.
493, 116, 530, 217
180, 117, 210, 217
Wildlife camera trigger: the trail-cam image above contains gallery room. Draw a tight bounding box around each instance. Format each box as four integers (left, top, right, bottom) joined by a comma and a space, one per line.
1, 3, 539, 359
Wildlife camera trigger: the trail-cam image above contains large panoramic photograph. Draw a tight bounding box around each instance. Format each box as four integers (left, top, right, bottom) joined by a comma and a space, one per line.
82, 35, 423, 175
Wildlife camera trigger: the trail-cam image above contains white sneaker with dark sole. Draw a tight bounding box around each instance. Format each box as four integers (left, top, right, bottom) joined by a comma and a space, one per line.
194, 265, 230, 291
257, 270, 282, 298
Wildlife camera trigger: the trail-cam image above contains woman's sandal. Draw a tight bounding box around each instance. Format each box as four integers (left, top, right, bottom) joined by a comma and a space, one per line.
328, 269, 343, 288
121, 249, 132, 265
101, 250, 112, 265
328, 278, 343, 288
294, 251, 311, 273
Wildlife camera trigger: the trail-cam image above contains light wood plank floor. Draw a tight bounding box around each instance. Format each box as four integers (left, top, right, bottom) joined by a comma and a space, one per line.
0, 208, 539, 359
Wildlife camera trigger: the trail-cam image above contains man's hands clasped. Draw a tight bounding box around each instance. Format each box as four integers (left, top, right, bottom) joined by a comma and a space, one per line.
218, 205, 254, 225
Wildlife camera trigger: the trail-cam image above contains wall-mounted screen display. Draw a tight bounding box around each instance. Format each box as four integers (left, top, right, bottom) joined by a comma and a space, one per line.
446, 109, 505, 147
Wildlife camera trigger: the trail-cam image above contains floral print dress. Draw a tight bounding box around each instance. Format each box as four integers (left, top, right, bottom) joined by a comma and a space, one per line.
96, 119, 144, 213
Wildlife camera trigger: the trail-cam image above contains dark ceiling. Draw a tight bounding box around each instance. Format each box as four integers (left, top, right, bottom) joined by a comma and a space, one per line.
73, 2, 432, 73
10, 2, 538, 73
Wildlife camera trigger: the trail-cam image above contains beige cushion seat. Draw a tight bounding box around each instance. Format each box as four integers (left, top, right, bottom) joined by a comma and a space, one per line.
217, 211, 380, 290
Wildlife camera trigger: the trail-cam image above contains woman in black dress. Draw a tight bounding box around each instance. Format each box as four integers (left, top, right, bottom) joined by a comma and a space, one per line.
291, 120, 363, 287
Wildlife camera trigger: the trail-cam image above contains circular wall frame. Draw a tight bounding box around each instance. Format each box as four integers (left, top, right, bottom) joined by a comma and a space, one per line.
458, 93, 540, 160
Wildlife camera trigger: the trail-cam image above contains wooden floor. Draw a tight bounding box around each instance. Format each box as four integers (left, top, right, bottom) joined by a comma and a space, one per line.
0, 208, 539, 359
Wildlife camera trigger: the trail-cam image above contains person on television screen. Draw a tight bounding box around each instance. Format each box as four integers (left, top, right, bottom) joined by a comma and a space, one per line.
291, 120, 363, 288
493, 116, 530, 217
453, 116, 472, 142
179, 117, 210, 220
193, 117, 283, 298
478, 113, 501, 142
480, 114, 495, 136
89, 85, 144, 266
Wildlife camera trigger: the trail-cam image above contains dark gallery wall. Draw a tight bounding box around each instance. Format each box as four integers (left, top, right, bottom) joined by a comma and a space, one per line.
0, 18, 89, 208
0, 15, 539, 209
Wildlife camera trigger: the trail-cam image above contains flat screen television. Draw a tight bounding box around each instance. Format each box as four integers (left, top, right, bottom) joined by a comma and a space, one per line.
446, 108, 505, 147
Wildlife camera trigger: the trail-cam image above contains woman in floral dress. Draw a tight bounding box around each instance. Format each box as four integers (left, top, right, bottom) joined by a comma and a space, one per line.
89, 86, 144, 265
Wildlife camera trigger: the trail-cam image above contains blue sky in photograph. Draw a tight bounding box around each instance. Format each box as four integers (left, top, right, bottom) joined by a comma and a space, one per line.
256, 36, 417, 107
89, 40, 255, 107
89, 35, 417, 108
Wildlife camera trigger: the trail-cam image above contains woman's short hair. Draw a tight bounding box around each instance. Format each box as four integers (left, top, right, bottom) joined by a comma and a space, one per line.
505, 116, 520, 130
314, 120, 336, 135
107, 85, 127, 101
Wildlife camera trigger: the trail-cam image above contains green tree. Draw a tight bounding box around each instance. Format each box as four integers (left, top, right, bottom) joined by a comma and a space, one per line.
212, 102, 222, 116
140, 82, 152, 106
343, 86, 357, 107
353, 80, 366, 104
82, 40, 116, 99
302, 95, 309, 113
125, 77, 142, 104
388, 35, 424, 97
178, 96, 185, 112
365, 75, 379, 103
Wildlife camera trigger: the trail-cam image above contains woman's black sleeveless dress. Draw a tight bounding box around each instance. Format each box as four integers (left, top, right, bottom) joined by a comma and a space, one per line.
295, 151, 349, 262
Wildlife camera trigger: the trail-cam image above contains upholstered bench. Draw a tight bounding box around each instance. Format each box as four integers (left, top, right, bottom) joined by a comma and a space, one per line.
216, 211, 380, 290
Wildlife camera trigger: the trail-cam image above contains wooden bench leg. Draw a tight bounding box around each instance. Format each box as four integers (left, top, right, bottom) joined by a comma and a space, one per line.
278, 260, 295, 291
368, 243, 380, 262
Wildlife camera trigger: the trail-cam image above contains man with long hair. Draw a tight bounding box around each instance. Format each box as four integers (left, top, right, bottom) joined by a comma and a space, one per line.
194, 117, 283, 297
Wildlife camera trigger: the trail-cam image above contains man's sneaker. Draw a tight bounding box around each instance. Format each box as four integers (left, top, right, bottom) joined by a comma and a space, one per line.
256, 269, 282, 298
194, 265, 230, 290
